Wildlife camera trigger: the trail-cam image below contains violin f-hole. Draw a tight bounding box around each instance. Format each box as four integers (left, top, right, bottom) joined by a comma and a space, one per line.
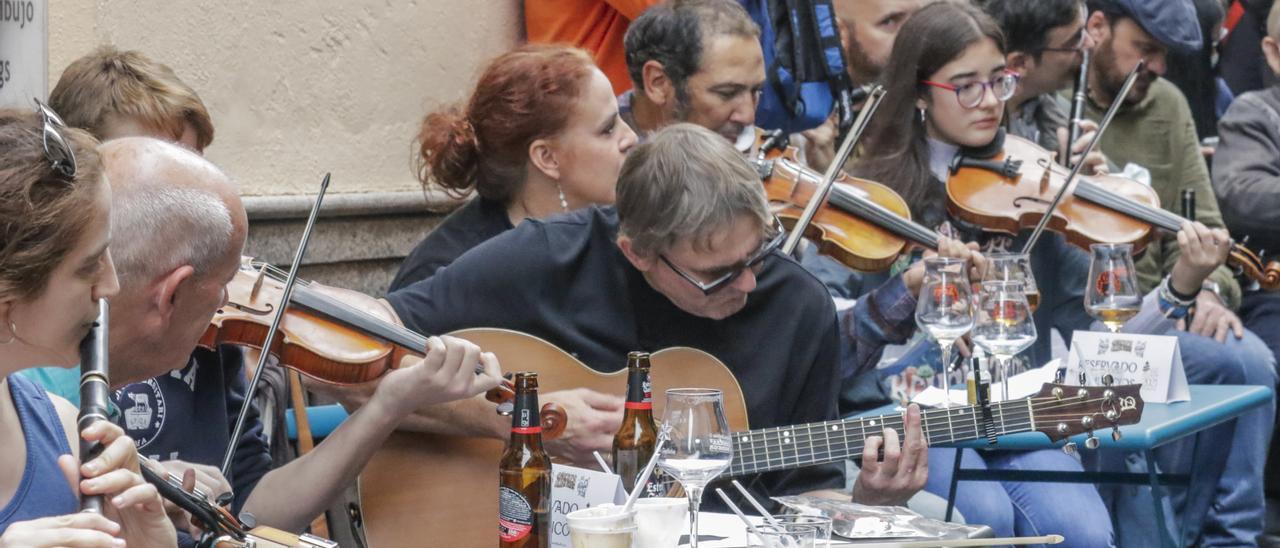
225, 301, 275, 316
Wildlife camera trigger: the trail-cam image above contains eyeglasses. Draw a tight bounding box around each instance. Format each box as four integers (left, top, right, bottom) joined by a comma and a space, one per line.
921, 71, 1020, 109
659, 217, 785, 295
1039, 29, 1089, 53
33, 99, 78, 179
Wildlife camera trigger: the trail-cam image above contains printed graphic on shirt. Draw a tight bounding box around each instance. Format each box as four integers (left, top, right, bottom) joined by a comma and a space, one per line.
113, 379, 167, 449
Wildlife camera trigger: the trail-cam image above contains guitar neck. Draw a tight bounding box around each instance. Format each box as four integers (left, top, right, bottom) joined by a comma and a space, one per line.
727, 399, 1036, 477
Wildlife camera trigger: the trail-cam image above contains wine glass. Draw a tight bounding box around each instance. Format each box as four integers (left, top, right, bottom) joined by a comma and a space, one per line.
1085, 243, 1143, 333
657, 388, 732, 548
914, 257, 975, 405
971, 280, 1038, 401
984, 252, 1040, 312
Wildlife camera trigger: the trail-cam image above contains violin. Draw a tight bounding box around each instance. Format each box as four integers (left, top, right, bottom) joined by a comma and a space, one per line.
203, 259, 567, 435
751, 132, 941, 271
948, 132, 1280, 289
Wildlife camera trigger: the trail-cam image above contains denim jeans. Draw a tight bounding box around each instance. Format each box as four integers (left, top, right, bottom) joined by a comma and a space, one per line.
924, 448, 1115, 547
1239, 290, 1280, 512
1085, 327, 1277, 547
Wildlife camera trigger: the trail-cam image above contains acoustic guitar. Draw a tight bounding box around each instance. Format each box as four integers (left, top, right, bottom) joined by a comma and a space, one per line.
355, 328, 1145, 547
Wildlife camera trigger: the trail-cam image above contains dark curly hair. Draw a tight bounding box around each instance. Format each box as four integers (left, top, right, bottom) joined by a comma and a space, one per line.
624, 0, 759, 102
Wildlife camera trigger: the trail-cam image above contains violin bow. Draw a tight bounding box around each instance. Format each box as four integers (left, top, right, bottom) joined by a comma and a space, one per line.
781, 85, 887, 256
1020, 60, 1144, 254
220, 173, 331, 476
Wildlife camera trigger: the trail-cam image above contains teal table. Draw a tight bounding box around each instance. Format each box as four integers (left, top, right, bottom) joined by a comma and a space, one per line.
857, 385, 1273, 548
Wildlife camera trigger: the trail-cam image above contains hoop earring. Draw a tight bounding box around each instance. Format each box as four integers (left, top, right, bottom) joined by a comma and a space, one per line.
0, 320, 16, 345
557, 185, 569, 212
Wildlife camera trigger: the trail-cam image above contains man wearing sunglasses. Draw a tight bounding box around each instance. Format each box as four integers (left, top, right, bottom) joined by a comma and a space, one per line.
385, 123, 935, 510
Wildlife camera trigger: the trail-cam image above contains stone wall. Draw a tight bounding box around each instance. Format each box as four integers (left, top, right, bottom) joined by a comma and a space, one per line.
48, 0, 523, 293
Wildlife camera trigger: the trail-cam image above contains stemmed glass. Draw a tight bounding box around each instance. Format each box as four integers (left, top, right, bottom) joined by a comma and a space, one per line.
971, 281, 1038, 400
657, 388, 732, 548
984, 253, 1040, 312
1085, 243, 1143, 333
914, 257, 975, 405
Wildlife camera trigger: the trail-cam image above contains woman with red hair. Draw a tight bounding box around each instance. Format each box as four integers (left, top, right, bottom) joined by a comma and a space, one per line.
390, 45, 637, 290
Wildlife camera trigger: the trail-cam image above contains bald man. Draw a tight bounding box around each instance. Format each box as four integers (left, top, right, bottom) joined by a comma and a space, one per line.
98, 138, 503, 541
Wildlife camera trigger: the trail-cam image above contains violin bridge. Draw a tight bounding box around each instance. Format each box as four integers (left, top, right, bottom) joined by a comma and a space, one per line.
251, 268, 267, 300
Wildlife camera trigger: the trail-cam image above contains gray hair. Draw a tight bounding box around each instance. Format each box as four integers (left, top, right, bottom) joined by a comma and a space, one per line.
616, 123, 770, 257
111, 186, 234, 284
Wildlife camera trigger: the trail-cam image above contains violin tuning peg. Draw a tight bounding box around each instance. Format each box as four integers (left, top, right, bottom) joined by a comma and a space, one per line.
1085, 435, 1100, 450
1063, 442, 1078, 455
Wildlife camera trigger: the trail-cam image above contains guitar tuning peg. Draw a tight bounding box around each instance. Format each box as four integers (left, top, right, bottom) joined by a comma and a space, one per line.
1112, 426, 1123, 442
1055, 368, 1067, 384
1063, 442, 1078, 455
1102, 374, 1114, 386
1085, 435, 1100, 450
1078, 372, 1088, 386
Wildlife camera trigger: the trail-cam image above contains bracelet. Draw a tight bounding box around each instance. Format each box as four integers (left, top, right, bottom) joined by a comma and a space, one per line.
1164, 276, 1200, 304
1158, 276, 1196, 320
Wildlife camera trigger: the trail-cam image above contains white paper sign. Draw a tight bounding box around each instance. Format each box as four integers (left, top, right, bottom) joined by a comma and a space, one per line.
0, 0, 47, 108
1065, 332, 1189, 403
549, 463, 628, 548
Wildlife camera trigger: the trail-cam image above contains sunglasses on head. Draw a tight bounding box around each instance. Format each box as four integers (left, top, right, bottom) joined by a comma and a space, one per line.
33, 99, 78, 180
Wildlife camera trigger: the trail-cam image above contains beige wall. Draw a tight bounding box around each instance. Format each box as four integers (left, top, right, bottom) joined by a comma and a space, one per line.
48, 0, 523, 197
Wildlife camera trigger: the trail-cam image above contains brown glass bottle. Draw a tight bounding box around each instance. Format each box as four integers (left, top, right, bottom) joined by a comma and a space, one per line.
499, 372, 551, 548
612, 352, 659, 495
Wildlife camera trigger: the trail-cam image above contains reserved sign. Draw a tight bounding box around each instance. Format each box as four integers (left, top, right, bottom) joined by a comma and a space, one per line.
1065, 331, 1189, 403
549, 463, 627, 548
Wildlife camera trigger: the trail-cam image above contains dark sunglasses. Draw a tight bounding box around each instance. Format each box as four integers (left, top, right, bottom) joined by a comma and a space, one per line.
33, 99, 78, 179
659, 217, 785, 295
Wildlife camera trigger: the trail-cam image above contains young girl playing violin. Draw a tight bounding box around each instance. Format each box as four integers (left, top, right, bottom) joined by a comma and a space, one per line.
852, 3, 1240, 545
0, 108, 175, 546
390, 44, 638, 290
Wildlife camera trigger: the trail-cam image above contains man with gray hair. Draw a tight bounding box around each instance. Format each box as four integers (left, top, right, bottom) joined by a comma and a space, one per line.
386, 123, 930, 510
97, 137, 503, 543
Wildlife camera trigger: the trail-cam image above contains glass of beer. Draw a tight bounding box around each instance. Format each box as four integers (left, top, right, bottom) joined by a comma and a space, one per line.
1085, 243, 1142, 333
566, 505, 636, 548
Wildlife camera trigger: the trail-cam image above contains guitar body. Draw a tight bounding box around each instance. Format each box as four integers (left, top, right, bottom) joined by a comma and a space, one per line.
356, 328, 749, 548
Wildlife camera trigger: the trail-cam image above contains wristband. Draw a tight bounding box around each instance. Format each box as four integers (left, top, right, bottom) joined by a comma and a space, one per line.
1164, 276, 1200, 304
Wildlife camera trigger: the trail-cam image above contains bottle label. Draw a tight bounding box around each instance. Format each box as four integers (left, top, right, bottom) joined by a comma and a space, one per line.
624, 401, 652, 410
499, 486, 534, 542
511, 426, 542, 434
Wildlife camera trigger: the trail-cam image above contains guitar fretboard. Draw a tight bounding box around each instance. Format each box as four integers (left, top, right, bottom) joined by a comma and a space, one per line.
728, 399, 1036, 477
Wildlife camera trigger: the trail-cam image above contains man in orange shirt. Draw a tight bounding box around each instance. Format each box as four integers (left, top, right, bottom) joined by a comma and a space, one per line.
525, 0, 662, 95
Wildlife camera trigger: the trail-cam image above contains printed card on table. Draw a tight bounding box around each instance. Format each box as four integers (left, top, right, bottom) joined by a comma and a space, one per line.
549, 463, 628, 548
1065, 332, 1189, 403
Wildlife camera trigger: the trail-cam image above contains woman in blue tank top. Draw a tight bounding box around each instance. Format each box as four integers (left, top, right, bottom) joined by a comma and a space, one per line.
0, 109, 176, 546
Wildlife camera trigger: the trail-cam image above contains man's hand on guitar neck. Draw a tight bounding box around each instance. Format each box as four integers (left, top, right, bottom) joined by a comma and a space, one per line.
851, 404, 928, 507
542, 388, 625, 465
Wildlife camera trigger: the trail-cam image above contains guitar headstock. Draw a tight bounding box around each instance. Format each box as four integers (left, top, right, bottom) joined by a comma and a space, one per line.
1030, 381, 1144, 444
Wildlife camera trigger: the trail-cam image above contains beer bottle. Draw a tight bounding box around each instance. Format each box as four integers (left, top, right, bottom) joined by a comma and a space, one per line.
612, 352, 659, 495
499, 372, 551, 548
